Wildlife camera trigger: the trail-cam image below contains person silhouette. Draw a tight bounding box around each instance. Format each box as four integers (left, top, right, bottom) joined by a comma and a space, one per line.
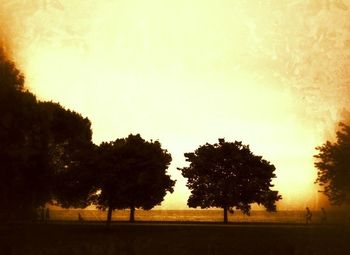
305, 207, 312, 224
320, 207, 327, 223
78, 212, 84, 222
45, 208, 50, 221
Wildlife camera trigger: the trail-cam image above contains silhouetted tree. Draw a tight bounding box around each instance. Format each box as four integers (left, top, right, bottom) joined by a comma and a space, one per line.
315, 123, 350, 205
41, 101, 96, 208
0, 50, 24, 93
0, 48, 95, 220
93, 134, 175, 226
0, 49, 50, 220
179, 139, 281, 223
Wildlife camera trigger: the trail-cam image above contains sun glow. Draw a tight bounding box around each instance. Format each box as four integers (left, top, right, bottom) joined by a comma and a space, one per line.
1, 0, 350, 209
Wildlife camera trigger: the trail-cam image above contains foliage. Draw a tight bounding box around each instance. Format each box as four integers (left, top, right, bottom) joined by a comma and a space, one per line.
0, 49, 49, 219
0, 51, 24, 93
93, 134, 175, 222
0, 49, 94, 220
315, 122, 350, 205
40, 101, 96, 208
179, 139, 281, 222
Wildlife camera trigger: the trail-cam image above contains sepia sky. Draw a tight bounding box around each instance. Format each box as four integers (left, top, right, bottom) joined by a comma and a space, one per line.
1, 0, 350, 209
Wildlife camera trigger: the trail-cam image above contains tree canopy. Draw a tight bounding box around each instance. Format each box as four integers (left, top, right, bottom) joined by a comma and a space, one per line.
0, 48, 94, 220
315, 122, 350, 205
0, 49, 48, 219
93, 134, 175, 225
41, 101, 96, 208
179, 139, 281, 223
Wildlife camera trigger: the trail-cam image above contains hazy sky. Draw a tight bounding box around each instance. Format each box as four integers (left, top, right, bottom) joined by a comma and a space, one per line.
1, 0, 350, 209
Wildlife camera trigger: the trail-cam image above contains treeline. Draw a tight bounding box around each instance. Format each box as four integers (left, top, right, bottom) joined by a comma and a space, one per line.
2, 49, 348, 225
0, 50, 175, 225
0, 50, 282, 225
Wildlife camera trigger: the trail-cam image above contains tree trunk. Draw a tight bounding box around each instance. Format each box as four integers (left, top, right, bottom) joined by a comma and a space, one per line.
130, 206, 135, 222
106, 207, 113, 228
223, 206, 228, 224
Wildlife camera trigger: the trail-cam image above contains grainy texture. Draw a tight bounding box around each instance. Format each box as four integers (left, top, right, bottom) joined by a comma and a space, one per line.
1, 223, 349, 255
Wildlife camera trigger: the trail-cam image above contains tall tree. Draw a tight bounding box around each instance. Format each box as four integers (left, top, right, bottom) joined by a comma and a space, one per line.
0, 49, 95, 220
0, 49, 50, 219
179, 139, 281, 223
314, 122, 350, 205
41, 101, 96, 208
94, 134, 175, 226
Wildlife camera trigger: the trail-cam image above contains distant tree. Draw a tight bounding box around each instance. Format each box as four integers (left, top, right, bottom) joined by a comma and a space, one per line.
178, 139, 281, 223
93, 134, 175, 226
314, 122, 350, 205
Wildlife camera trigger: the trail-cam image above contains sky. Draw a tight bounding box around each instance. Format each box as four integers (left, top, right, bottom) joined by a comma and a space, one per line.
1, 0, 350, 210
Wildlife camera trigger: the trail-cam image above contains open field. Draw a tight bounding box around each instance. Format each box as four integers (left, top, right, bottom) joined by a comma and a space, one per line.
1, 222, 350, 255
49, 209, 349, 224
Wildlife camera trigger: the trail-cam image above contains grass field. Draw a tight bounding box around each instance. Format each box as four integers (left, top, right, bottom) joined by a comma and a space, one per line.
48, 209, 348, 224
1, 222, 350, 255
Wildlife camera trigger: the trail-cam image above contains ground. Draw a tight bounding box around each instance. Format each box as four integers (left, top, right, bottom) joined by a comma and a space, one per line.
0, 222, 349, 255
